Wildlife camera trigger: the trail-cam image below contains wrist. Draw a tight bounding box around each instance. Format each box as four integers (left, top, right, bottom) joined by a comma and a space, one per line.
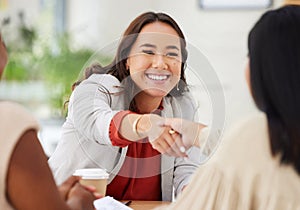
193, 125, 208, 148
137, 114, 162, 137
132, 115, 143, 138
131, 114, 152, 138
136, 114, 151, 137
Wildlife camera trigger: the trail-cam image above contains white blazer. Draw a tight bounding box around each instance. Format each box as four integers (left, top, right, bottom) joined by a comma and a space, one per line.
49, 74, 206, 201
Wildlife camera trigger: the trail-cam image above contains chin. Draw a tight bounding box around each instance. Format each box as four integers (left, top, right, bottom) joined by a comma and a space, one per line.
145, 89, 168, 98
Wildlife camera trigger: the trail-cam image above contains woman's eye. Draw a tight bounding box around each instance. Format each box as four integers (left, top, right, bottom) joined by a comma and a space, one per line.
142, 50, 155, 55
166, 52, 179, 57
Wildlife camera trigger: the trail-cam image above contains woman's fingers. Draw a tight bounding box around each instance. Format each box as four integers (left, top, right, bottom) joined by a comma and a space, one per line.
73, 183, 103, 200
58, 176, 81, 200
150, 128, 187, 157
160, 133, 181, 157
62, 176, 81, 187
165, 132, 187, 157
163, 118, 208, 149
173, 133, 186, 153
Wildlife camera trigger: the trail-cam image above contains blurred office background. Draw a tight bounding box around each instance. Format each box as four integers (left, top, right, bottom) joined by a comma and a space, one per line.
0, 0, 285, 156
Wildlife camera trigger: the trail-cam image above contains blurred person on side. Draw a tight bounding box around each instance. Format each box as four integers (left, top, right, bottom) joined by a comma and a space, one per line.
0, 33, 100, 210
158, 5, 300, 210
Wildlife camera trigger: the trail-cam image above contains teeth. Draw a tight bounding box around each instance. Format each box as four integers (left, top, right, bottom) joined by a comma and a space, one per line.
147, 74, 168, 81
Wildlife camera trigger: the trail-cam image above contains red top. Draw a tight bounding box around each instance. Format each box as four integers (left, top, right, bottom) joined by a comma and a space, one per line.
106, 110, 162, 200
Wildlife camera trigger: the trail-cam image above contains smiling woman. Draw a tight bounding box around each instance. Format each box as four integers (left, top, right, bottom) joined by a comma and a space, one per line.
48, 12, 212, 202
127, 24, 182, 101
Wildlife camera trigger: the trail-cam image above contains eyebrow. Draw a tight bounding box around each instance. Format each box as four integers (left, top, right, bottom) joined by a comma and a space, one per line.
166, 45, 179, 51
140, 43, 156, 48
139, 43, 179, 51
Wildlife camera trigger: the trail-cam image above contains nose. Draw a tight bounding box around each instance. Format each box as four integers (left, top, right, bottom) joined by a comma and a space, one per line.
152, 54, 168, 70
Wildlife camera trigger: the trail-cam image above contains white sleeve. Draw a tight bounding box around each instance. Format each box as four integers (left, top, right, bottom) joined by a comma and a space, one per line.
68, 74, 122, 145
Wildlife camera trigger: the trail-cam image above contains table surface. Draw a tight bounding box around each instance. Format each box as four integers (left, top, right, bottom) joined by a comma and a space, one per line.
126, 200, 170, 210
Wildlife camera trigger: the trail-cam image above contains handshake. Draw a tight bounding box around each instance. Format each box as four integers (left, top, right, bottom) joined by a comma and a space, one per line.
121, 113, 217, 158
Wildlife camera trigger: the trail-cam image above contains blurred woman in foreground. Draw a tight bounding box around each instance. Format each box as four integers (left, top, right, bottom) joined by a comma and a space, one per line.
0, 34, 99, 209
161, 5, 300, 210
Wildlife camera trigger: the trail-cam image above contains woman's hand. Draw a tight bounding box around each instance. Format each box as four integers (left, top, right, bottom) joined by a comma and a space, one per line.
120, 113, 189, 157
66, 182, 97, 210
58, 176, 80, 200
139, 114, 187, 157
163, 118, 207, 149
59, 176, 102, 210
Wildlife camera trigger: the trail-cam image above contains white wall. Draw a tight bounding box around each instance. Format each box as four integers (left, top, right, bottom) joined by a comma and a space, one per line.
65, 0, 284, 128
66, 0, 155, 49
0, 0, 41, 43
0, 0, 40, 22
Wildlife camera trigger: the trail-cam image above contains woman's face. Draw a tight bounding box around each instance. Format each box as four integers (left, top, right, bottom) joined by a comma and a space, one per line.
126, 21, 182, 98
0, 35, 8, 79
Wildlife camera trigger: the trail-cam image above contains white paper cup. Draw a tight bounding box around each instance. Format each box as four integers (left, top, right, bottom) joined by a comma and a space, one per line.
73, 168, 109, 196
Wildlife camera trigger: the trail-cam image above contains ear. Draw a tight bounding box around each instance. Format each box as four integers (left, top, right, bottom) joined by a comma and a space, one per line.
126, 58, 131, 71
245, 59, 250, 88
245, 58, 252, 96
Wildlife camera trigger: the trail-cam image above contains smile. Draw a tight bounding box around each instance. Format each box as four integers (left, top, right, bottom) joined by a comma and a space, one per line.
146, 73, 170, 81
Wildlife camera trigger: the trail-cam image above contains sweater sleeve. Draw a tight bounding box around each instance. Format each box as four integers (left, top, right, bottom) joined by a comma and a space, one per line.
109, 110, 135, 147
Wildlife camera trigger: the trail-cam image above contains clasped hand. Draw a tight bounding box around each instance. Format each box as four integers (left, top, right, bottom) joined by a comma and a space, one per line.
144, 114, 206, 157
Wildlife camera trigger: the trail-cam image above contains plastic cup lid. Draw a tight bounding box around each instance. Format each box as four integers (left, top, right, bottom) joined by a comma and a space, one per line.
73, 168, 109, 179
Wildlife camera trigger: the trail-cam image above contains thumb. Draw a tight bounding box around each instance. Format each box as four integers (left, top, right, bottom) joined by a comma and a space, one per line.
163, 118, 183, 133
62, 176, 81, 188
59, 176, 81, 199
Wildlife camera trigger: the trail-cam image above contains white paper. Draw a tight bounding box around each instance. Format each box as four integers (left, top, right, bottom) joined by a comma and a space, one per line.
94, 196, 133, 210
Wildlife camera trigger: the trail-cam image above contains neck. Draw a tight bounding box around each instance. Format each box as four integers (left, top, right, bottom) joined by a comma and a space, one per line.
134, 92, 163, 114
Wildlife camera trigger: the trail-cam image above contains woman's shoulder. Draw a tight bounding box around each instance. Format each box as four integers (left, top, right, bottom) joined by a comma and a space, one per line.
210, 111, 269, 164
85, 74, 121, 86
0, 101, 39, 135
74, 74, 121, 95
227, 111, 267, 136
222, 111, 267, 140
0, 101, 35, 119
